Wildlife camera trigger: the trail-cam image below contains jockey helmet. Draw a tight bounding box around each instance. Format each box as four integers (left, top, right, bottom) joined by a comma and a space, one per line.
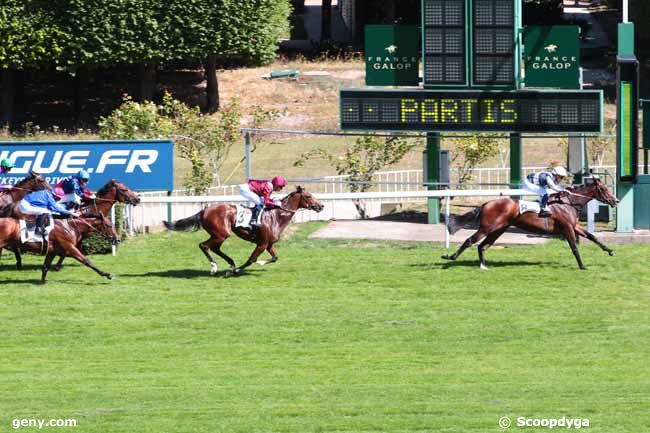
76, 169, 90, 181
1, 158, 14, 171
551, 166, 568, 177
271, 176, 287, 188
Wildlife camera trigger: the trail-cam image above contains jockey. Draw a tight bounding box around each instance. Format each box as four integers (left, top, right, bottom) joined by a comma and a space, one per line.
55, 169, 96, 209
238, 176, 287, 227
18, 190, 75, 236
523, 166, 568, 217
0, 158, 14, 191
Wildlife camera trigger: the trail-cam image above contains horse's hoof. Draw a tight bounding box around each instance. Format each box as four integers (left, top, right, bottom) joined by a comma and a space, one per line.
53, 266, 62, 272
479, 263, 489, 270
579, 266, 588, 271
106, 274, 113, 280
256, 260, 268, 266
441, 255, 452, 260
609, 251, 616, 257
210, 263, 218, 275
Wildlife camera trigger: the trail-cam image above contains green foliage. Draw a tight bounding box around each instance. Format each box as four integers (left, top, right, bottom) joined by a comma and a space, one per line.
3, 0, 291, 70
80, 233, 112, 255
98, 95, 174, 139
447, 134, 502, 184
0, 0, 63, 68
216, 0, 292, 65
294, 136, 418, 218
99, 93, 242, 194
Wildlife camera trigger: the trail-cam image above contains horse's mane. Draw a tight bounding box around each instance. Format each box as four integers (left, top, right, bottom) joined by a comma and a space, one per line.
96, 179, 117, 196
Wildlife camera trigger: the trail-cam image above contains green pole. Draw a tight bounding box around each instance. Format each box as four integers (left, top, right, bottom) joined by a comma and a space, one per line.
509, 133, 522, 189
426, 132, 440, 224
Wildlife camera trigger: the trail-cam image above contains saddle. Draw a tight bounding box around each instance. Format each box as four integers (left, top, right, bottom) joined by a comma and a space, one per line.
20, 214, 55, 243
235, 205, 261, 229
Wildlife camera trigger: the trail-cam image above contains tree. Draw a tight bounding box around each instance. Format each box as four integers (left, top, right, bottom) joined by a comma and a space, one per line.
0, 0, 62, 127
447, 134, 501, 184
294, 136, 418, 218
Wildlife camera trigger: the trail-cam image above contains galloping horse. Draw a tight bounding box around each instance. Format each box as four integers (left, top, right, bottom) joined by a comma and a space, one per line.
164, 186, 324, 276
0, 172, 52, 217
0, 172, 52, 265
0, 213, 119, 283
48, 179, 141, 272
442, 178, 618, 269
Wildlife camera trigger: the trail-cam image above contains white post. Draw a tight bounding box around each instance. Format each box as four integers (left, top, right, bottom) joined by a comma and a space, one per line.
111, 204, 117, 256
587, 199, 598, 233
623, 0, 628, 23
445, 196, 451, 249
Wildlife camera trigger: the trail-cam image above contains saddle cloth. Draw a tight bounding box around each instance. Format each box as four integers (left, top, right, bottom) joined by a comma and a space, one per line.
235, 205, 254, 229
20, 217, 55, 243
518, 200, 552, 215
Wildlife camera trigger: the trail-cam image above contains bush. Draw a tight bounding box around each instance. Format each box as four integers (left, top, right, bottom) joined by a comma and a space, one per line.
99, 93, 242, 194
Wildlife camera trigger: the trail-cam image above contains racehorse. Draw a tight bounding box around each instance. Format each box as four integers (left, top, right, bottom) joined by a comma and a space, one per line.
0, 172, 52, 217
442, 177, 618, 270
48, 179, 141, 272
2, 179, 140, 271
163, 186, 324, 276
0, 213, 119, 284
0, 172, 52, 265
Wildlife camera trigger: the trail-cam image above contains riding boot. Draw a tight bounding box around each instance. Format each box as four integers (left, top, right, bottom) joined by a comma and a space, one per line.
36, 214, 48, 236
538, 194, 551, 217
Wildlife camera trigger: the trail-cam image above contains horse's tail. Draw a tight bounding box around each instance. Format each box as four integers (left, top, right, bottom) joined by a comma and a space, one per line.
164, 210, 203, 232
446, 207, 481, 235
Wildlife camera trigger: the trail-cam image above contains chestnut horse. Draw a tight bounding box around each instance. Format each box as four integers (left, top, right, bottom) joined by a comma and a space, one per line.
0, 213, 119, 284
0, 172, 52, 217
0, 172, 52, 265
442, 178, 618, 270
164, 186, 324, 276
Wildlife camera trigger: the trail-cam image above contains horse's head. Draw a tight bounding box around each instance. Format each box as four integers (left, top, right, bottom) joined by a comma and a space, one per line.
283, 186, 324, 212
587, 177, 618, 207
97, 179, 141, 205
17, 171, 52, 192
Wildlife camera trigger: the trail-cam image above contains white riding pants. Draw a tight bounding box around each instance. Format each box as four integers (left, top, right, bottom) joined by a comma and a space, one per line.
239, 184, 263, 206
522, 179, 548, 200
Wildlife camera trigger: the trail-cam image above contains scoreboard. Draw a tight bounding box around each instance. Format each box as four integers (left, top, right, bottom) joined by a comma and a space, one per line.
422, 0, 516, 87
340, 89, 603, 133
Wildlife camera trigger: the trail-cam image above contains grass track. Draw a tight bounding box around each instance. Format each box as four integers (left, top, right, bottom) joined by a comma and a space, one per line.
1, 223, 649, 433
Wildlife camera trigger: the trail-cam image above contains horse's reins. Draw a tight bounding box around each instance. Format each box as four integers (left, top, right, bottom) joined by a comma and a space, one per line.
69, 215, 115, 242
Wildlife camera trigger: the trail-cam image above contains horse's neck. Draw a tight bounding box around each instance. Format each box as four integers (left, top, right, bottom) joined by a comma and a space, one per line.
270, 208, 295, 232
567, 187, 593, 208
89, 200, 113, 216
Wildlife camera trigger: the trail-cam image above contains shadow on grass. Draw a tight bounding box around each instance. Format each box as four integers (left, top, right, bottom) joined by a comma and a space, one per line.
0, 278, 43, 285
1, 264, 43, 271
414, 259, 547, 270
122, 268, 264, 279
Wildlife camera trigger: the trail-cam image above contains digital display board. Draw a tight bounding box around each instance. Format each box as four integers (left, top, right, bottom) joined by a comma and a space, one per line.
422, 0, 467, 86
616, 56, 639, 183
472, 0, 515, 86
340, 89, 603, 133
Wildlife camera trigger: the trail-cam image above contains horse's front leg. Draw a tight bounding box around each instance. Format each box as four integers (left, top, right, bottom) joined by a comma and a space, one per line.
66, 244, 113, 280
574, 225, 616, 256
229, 242, 268, 276
562, 226, 586, 270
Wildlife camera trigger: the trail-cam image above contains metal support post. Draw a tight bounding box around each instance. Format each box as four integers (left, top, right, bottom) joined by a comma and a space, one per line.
426, 132, 440, 224
245, 131, 252, 180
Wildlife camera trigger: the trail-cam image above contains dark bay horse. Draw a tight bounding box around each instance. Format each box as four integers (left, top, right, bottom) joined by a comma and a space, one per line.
3, 179, 140, 271
0, 213, 119, 284
164, 186, 324, 276
0, 172, 52, 217
48, 179, 140, 272
442, 178, 618, 270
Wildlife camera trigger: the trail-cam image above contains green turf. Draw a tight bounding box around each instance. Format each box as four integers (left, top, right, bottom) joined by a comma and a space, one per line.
1, 223, 649, 433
